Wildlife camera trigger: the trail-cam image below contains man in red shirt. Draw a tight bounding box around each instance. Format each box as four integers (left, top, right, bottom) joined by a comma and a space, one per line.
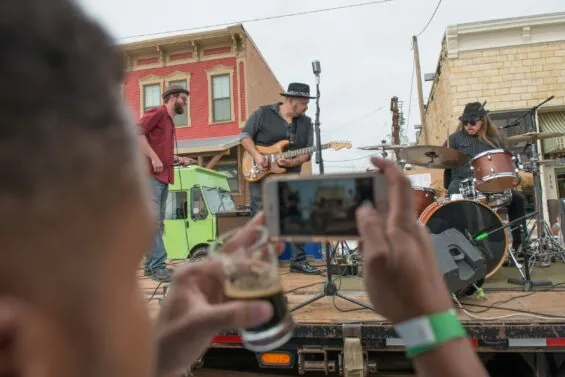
139, 84, 195, 282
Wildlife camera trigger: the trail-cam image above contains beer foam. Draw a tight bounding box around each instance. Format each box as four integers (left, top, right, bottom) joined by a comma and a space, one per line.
225, 281, 283, 299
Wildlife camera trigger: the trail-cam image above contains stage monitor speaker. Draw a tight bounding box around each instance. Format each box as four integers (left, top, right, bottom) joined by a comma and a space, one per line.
430, 228, 487, 297
215, 210, 251, 237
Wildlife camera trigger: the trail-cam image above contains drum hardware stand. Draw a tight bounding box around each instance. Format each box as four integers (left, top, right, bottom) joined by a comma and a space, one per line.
508, 225, 553, 291
291, 61, 373, 313
469, 211, 539, 279
328, 241, 361, 277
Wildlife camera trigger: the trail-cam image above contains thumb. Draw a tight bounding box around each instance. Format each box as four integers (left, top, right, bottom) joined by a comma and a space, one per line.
356, 204, 389, 261
206, 300, 274, 330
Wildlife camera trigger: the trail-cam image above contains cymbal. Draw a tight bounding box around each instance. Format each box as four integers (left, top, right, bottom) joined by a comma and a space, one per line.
357, 144, 407, 150
505, 132, 565, 143
399, 145, 469, 169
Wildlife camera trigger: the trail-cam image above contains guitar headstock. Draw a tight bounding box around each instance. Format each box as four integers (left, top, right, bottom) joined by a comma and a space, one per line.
328, 141, 352, 150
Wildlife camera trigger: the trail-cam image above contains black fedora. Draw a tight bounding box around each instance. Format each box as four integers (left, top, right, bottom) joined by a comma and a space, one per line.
280, 82, 315, 99
459, 101, 489, 121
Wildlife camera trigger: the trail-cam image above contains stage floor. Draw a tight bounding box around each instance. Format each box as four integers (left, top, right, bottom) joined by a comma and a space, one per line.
140, 258, 565, 324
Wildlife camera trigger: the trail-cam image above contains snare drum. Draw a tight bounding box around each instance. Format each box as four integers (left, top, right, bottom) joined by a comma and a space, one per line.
458, 178, 512, 208
471, 149, 520, 193
419, 199, 509, 278
458, 178, 487, 203
412, 186, 436, 217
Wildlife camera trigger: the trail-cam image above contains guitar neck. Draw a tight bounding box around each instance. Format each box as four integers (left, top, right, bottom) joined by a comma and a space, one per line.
281, 143, 331, 158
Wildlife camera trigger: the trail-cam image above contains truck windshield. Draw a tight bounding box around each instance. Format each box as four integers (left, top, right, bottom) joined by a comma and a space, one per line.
202, 186, 236, 214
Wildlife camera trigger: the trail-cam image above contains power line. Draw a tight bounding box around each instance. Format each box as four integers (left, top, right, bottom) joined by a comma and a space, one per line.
323, 106, 385, 132
116, 0, 394, 41
416, 0, 442, 37
324, 154, 376, 163
406, 60, 415, 130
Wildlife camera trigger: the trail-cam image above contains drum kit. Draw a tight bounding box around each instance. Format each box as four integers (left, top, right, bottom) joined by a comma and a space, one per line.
360, 131, 565, 286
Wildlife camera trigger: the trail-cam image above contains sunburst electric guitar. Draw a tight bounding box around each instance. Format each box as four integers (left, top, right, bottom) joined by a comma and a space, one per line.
242, 140, 352, 182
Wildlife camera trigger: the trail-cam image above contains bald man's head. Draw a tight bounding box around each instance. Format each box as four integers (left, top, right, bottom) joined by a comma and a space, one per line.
0, 1, 155, 377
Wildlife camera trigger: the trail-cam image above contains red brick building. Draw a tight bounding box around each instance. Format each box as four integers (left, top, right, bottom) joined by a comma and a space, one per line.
120, 24, 303, 205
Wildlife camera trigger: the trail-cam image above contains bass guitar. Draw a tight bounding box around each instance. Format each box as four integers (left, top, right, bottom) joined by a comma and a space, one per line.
242, 140, 352, 182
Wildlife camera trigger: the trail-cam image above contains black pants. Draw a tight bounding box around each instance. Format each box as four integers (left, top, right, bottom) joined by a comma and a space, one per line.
448, 180, 527, 251
249, 182, 306, 262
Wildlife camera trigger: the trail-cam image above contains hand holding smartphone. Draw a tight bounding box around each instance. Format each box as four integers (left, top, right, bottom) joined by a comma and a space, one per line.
262, 171, 388, 242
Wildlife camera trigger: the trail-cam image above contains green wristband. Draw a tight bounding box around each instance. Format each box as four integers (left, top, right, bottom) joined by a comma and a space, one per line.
393, 309, 467, 359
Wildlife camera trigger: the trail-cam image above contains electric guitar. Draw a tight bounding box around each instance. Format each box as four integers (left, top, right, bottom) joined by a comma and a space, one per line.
242, 139, 352, 182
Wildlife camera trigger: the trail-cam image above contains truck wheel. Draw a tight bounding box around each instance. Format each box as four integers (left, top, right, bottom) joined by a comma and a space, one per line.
188, 246, 208, 262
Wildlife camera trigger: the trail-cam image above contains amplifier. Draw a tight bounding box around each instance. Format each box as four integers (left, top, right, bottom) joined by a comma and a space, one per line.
431, 228, 487, 298
216, 210, 251, 236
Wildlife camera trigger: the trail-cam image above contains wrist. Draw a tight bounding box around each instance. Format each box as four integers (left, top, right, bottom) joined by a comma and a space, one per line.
393, 309, 467, 359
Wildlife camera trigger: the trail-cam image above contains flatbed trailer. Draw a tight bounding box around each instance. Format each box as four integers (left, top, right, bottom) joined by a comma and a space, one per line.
141, 261, 565, 377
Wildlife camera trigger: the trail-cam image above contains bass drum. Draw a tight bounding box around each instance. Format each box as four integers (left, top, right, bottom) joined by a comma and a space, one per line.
419, 199, 509, 279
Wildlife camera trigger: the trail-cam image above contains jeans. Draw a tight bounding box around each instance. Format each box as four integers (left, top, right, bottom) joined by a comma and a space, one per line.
249, 182, 306, 263
146, 178, 169, 271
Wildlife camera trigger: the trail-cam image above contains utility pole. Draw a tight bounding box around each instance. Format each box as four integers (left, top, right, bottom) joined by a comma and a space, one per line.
390, 96, 400, 161
412, 35, 427, 144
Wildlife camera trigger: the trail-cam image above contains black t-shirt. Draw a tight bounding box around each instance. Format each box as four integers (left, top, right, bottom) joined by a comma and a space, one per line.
240, 102, 314, 173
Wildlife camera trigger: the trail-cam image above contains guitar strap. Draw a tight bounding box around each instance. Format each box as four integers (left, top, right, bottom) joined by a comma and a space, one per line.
287, 118, 298, 147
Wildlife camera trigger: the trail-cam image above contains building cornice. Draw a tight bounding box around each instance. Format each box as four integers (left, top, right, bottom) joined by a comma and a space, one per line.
119, 24, 246, 52
446, 12, 565, 58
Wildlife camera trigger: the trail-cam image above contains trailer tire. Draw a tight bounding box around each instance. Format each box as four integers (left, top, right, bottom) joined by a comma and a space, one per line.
189, 246, 208, 262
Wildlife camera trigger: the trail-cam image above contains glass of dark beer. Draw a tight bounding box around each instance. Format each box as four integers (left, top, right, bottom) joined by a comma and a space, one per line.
209, 225, 295, 352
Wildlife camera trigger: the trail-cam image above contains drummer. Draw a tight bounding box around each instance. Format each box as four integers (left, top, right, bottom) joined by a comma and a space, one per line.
443, 101, 527, 254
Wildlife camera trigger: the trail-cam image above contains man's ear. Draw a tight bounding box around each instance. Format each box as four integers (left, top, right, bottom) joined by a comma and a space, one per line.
0, 298, 23, 376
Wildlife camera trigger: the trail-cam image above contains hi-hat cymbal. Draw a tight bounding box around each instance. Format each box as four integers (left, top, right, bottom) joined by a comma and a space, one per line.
505, 132, 565, 143
357, 144, 407, 150
399, 145, 469, 169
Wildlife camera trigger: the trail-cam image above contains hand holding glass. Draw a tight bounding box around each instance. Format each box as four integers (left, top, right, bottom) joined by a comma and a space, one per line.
209, 225, 295, 352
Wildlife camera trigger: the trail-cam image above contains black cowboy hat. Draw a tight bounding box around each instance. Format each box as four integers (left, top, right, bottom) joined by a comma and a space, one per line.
280, 82, 315, 99
459, 101, 489, 121
162, 84, 190, 99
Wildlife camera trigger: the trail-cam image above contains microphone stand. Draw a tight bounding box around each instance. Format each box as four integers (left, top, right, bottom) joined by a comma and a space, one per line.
499, 95, 554, 130
291, 62, 373, 313
313, 74, 324, 174
505, 96, 555, 291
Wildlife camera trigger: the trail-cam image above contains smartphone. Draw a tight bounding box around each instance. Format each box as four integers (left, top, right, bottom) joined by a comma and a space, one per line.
262, 172, 388, 242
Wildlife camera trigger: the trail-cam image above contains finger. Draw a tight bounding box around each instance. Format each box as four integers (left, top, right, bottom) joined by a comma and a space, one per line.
370, 157, 414, 229
204, 300, 274, 330
171, 259, 224, 288
219, 212, 268, 253
356, 204, 390, 264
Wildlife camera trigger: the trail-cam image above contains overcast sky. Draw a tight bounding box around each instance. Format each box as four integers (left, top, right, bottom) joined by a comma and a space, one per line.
75, 0, 564, 173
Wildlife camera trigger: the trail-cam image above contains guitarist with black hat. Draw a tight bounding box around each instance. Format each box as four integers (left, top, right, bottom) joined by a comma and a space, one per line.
240, 82, 320, 275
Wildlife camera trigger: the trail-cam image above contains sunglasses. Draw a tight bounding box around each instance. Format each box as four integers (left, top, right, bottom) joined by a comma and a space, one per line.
463, 118, 480, 126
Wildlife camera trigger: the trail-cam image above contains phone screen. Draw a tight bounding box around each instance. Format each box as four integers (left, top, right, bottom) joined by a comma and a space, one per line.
275, 176, 376, 237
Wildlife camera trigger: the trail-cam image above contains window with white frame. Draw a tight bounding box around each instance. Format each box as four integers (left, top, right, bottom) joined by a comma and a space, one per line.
211, 74, 231, 122
216, 164, 239, 192
168, 79, 189, 126
143, 83, 161, 111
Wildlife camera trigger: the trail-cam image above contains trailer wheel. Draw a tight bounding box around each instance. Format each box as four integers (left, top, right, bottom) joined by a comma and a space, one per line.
189, 246, 208, 262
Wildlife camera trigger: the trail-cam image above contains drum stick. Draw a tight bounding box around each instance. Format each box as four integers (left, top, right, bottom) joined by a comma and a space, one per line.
446, 128, 450, 148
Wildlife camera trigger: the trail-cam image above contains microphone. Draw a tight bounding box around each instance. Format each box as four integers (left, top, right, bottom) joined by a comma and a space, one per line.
501, 120, 519, 129
312, 60, 321, 75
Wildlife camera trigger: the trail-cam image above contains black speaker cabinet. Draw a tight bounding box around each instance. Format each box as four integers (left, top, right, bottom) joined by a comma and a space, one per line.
431, 228, 487, 297
215, 210, 251, 237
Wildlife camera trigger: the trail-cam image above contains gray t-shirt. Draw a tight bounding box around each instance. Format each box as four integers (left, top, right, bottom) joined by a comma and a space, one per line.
443, 130, 504, 181
240, 102, 314, 173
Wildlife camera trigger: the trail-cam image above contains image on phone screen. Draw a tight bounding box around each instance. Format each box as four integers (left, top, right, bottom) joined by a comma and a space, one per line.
277, 176, 375, 237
